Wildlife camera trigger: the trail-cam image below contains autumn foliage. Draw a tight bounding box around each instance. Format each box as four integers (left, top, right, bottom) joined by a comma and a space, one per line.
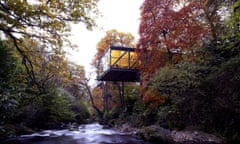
137, 0, 209, 76
136, 0, 211, 103
143, 90, 166, 108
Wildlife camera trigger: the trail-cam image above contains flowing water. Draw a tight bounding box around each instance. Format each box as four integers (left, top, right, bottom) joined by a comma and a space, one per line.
1, 123, 152, 144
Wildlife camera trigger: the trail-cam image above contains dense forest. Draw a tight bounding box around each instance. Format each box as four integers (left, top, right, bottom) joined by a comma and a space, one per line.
0, 0, 98, 138
0, 0, 240, 143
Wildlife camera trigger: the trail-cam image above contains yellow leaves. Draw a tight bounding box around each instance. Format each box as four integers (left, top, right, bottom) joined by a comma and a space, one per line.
1, 0, 99, 52
0, 0, 98, 94
70, 10, 83, 18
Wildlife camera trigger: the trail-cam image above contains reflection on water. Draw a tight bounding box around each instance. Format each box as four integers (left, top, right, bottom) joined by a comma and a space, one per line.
1, 123, 152, 144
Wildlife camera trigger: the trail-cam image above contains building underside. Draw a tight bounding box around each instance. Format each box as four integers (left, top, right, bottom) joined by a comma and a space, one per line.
98, 67, 139, 82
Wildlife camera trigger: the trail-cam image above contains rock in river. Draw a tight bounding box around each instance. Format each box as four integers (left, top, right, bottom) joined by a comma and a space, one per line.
136, 125, 225, 144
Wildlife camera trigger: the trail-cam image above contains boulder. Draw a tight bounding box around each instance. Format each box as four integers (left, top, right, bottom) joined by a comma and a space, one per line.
136, 125, 172, 144
171, 130, 224, 144
136, 125, 225, 144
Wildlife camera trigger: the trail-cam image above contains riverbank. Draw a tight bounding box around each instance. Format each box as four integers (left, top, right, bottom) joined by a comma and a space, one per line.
114, 123, 225, 144
0, 124, 36, 140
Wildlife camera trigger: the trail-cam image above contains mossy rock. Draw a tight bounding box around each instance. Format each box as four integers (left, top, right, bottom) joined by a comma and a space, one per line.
0, 124, 35, 139
136, 125, 172, 143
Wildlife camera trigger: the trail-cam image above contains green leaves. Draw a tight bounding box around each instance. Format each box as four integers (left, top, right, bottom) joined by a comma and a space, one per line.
150, 60, 211, 98
0, 39, 26, 124
0, 0, 99, 89
0, 0, 97, 132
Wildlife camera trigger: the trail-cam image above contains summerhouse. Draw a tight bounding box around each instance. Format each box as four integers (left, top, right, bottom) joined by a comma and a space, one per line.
97, 46, 140, 82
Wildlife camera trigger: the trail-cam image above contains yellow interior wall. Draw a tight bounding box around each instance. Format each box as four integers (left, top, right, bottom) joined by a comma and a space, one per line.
111, 50, 128, 68
130, 51, 137, 67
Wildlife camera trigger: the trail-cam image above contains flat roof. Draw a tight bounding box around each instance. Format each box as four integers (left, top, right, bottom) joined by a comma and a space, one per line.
109, 46, 135, 51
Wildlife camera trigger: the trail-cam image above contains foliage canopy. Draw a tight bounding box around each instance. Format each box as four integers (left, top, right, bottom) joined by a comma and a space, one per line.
0, 0, 99, 91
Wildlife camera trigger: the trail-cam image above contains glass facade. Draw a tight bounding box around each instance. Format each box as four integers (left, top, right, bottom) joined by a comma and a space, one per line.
102, 48, 110, 72
129, 51, 137, 68
97, 46, 139, 82
111, 49, 129, 68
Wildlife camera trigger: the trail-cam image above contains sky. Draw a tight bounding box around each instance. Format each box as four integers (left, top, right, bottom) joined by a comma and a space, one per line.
69, 0, 143, 81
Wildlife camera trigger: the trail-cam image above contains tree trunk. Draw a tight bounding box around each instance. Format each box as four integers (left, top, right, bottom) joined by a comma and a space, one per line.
103, 83, 109, 112
81, 80, 103, 118
118, 82, 125, 111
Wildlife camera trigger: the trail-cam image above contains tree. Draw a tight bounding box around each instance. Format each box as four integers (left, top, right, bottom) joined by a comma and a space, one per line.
137, 0, 209, 75
136, 0, 211, 103
136, 1, 240, 140
232, 0, 240, 34
205, 0, 240, 62
0, 0, 99, 92
0, 39, 26, 125
0, 37, 92, 131
208, 54, 240, 139
19, 38, 66, 93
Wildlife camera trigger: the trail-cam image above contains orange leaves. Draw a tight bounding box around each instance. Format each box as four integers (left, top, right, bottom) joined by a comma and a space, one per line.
137, 48, 169, 79
143, 90, 166, 108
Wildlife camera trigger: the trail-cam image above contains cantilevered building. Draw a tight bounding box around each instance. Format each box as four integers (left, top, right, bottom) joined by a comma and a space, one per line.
97, 46, 139, 82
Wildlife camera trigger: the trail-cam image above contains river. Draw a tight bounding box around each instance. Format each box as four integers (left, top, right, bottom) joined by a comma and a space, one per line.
1, 123, 153, 144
